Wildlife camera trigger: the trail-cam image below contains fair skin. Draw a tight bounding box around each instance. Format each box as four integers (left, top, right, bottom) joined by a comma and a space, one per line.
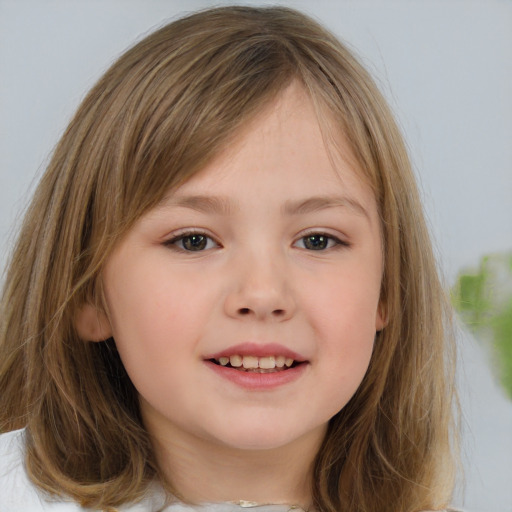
78, 82, 385, 507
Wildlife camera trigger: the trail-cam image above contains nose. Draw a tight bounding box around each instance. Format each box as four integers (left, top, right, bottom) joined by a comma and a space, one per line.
224, 250, 296, 322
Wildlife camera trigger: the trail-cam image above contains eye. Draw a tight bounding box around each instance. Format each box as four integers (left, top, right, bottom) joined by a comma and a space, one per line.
294, 233, 345, 251
166, 232, 218, 252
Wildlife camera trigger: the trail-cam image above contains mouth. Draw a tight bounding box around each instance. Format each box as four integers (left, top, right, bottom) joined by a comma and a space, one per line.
208, 355, 302, 373
204, 344, 308, 389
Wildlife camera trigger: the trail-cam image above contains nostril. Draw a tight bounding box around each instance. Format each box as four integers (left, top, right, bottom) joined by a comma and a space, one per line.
234, 307, 288, 318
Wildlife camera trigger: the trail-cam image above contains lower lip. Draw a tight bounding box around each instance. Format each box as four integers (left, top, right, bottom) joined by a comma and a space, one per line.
204, 361, 308, 390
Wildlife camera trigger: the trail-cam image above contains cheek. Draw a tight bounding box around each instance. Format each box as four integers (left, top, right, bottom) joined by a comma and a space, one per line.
302, 267, 381, 334
106, 258, 205, 334
103, 265, 218, 382
300, 266, 380, 386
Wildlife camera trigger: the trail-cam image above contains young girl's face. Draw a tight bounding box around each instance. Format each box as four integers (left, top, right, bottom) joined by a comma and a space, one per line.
89, 82, 385, 456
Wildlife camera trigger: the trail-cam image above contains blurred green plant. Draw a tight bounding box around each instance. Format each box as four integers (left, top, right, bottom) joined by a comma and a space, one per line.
452, 252, 512, 399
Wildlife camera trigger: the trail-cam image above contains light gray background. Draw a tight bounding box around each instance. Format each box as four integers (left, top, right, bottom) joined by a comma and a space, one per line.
1, 1, 511, 510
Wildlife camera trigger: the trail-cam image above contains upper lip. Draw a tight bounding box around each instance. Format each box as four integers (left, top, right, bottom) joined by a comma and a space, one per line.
204, 342, 307, 362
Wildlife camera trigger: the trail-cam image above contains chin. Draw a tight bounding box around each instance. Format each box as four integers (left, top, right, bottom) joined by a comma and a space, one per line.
209, 422, 326, 453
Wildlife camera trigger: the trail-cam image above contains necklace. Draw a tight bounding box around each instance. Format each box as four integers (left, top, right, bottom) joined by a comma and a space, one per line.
232, 500, 308, 511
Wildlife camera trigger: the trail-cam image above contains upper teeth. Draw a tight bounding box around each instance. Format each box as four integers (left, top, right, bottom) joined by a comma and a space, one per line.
217, 355, 294, 369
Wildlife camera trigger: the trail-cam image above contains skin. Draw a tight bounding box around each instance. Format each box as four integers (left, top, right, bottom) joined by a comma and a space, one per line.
77, 82, 385, 507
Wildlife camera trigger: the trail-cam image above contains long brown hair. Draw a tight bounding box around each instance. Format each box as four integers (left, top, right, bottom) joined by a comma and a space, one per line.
0, 6, 457, 511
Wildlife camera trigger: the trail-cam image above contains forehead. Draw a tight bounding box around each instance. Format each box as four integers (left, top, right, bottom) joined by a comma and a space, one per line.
162, 82, 376, 216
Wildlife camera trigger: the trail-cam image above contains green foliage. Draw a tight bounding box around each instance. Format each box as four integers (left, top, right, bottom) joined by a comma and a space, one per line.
452, 260, 490, 321
492, 301, 512, 398
452, 253, 512, 399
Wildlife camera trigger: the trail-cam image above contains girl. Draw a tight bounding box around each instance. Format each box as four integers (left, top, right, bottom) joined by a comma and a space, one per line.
0, 6, 458, 512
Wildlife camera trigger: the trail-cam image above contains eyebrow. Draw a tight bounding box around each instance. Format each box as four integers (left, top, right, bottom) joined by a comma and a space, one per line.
162, 194, 369, 219
161, 195, 237, 215
282, 195, 370, 219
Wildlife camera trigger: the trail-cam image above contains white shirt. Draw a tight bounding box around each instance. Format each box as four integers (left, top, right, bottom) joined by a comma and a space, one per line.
0, 428, 172, 511
1, 429, 454, 512
0, 429, 308, 511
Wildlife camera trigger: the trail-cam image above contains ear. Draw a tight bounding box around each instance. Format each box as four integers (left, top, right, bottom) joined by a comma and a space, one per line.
74, 303, 112, 342
375, 300, 388, 332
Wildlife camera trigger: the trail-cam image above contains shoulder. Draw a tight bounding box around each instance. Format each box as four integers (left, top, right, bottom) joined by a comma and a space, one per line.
421, 509, 464, 512
0, 429, 168, 511
0, 429, 84, 511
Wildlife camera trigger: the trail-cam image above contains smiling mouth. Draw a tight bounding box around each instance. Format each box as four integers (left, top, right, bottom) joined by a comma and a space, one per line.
208, 355, 302, 373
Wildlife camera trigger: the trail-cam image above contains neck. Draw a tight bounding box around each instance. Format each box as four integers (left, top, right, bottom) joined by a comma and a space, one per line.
151, 426, 323, 509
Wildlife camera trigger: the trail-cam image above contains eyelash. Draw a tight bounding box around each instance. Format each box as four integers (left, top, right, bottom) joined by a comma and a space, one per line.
164, 230, 220, 252
164, 231, 349, 252
293, 232, 349, 251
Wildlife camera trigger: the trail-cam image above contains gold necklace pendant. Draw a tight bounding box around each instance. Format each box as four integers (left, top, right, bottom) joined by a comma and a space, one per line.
232, 501, 307, 511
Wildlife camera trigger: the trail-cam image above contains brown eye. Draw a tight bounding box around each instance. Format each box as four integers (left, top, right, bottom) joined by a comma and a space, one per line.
167, 233, 217, 252
295, 233, 345, 251
303, 235, 329, 250
182, 235, 208, 251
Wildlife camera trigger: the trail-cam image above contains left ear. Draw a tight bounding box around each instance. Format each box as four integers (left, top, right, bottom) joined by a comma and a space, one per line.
74, 303, 112, 342
375, 301, 388, 332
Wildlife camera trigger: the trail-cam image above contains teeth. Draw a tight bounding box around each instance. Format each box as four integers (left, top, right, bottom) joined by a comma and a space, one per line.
216, 355, 296, 369
242, 356, 259, 369
259, 356, 276, 369
229, 355, 243, 367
